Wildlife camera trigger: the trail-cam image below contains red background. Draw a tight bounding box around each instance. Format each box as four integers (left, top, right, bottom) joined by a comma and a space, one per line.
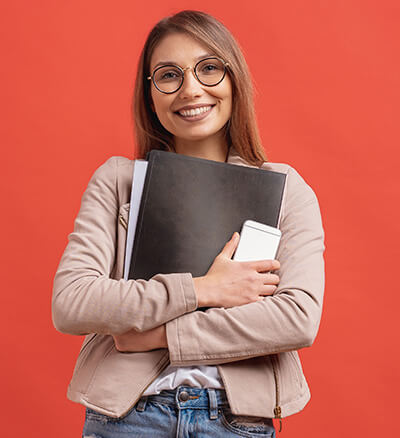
2, 1, 399, 436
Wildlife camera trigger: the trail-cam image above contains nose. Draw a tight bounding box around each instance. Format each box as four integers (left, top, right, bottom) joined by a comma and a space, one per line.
178, 68, 203, 99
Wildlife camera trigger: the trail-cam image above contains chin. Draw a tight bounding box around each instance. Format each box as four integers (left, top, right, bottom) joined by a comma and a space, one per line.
178, 134, 218, 143
176, 127, 224, 140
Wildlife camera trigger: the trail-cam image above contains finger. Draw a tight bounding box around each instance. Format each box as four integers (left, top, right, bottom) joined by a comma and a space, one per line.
244, 259, 280, 272
259, 272, 280, 285
259, 285, 278, 296
220, 232, 240, 259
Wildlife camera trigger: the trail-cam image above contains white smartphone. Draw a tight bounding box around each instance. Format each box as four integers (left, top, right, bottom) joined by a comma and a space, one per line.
233, 220, 281, 262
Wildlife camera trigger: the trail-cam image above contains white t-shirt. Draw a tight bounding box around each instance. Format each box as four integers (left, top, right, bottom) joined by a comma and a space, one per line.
143, 364, 224, 395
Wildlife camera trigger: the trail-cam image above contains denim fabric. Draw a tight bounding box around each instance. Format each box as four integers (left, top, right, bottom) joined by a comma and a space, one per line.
82, 386, 276, 437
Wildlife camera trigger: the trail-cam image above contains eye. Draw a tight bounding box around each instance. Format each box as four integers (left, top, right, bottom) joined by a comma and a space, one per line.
154, 67, 182, 83
201, 63, 221, 73
197, 59, 225, 76
161, 70, 179, 80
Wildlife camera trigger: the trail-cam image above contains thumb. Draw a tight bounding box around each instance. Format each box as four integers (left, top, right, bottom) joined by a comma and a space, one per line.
220, 232, 239, 259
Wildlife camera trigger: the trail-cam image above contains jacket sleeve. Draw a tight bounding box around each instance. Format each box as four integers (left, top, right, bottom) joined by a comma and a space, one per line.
165, 166, 325, 366
52, 157, 198, 336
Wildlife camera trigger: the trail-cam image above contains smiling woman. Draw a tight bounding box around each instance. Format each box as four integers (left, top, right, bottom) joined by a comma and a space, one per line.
52, 9, 325, 438
148, 33, 233, 158
133, 10, 267, 166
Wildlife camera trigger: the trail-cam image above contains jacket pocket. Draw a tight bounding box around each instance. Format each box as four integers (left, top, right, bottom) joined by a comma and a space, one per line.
69, 333, 100, 396
74, 334, 98, 373
68, 334, 114, 397
287, 351, 303, 388
83, 344, 169, 417
273, 351, 307, 408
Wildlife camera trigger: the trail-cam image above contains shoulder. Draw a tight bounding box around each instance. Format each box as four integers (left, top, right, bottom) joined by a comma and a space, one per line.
83, 156, 134, 206
260, 161, 319, 206
259, 161, 321, 229
90, 156, 133, 178
88, 156, 134, 185
229, 149, 320, 209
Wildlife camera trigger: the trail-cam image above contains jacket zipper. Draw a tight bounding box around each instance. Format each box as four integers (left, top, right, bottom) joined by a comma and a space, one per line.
119, 214, 128, 230
271, 354, 283, 432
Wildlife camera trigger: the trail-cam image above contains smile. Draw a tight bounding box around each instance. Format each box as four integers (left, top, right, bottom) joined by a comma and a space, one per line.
175, 105, 215, 122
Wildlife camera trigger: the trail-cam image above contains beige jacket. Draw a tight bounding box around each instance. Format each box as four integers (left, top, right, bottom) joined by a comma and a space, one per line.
52, 147, 325, 420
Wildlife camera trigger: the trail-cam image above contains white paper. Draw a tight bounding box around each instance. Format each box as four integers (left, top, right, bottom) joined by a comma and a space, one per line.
123, 159, 148, 280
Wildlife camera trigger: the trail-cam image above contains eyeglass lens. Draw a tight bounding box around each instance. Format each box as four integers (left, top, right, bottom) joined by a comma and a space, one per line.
153, 58, 226, 93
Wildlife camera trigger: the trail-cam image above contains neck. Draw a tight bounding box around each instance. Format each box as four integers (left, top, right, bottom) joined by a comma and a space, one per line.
173, 134, 229, 163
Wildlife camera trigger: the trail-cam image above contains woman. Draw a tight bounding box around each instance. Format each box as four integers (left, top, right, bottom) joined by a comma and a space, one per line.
52, 10, 325, 438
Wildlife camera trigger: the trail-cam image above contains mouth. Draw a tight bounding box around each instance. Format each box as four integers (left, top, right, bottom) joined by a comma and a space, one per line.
174, 104, 215, 122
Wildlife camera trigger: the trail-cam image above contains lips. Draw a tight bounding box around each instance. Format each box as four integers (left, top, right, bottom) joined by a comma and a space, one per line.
175, 103, 215, 115
174, 105, 214, 122
174, 104, 216, 123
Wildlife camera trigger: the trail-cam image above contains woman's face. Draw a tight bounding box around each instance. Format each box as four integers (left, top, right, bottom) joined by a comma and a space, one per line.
149, 32, 232, 148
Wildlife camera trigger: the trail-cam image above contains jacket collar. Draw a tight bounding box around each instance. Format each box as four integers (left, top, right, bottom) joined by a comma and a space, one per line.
226, 146, 261, 169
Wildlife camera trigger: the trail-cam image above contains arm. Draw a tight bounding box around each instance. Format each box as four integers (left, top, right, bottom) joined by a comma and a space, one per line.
52, 157, 198, 336
112, 238, 280, 352
165, 166, 325, 366
113, 324, 168, 352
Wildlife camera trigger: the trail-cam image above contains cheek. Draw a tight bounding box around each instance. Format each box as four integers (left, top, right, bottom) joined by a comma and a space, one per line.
150, 88, 158, 112
221, 91, 233, 119
150, 87, 170, 115
151, 94, 176, 133
151, 93, 166, 120
220, 81, 233, 114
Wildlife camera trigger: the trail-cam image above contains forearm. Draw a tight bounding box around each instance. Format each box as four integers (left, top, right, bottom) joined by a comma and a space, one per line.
166, 191, 325, 366
166, 285, 323, 366
113, 324, 168, 352
53, 272, 197, 336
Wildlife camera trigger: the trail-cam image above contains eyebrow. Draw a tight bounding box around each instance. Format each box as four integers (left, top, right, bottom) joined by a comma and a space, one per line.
152, 53, 215, 70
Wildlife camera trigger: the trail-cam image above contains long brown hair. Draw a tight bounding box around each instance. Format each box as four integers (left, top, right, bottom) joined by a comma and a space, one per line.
133, 10, 267, 165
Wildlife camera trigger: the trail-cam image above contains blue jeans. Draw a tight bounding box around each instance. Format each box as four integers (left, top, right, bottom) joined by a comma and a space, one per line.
82, 386, 276, 437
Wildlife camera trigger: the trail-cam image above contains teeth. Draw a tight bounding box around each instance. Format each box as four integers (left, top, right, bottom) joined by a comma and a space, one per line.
178, 106, 212, 117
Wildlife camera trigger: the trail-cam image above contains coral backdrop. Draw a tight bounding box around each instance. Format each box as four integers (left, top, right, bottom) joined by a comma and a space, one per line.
1, 1, 399, 436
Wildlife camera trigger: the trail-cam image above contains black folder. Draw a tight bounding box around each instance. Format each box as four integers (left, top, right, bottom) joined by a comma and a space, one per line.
128, 150, 286, 281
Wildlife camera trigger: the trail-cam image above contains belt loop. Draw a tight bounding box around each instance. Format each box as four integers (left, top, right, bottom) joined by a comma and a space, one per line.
136, 396, 148, 412
207, 388, 218, 420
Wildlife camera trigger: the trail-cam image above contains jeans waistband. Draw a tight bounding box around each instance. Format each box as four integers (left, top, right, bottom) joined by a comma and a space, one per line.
135, 386, 229, 420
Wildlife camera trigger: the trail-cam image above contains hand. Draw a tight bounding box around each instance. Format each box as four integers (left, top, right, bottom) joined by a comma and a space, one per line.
194, 232, 280, 308
113, 324, 167, 353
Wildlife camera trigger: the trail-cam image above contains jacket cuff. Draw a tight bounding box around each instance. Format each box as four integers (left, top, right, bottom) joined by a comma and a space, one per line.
165, 316, 181, 364
179, 272, 198, 313
166, 273, 197, 363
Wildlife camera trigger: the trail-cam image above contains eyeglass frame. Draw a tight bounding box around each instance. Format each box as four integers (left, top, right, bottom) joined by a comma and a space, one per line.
147, 56, 230, 94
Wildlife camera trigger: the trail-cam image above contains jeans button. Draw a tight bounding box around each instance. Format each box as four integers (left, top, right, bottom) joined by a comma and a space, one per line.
179, 391, 189, 402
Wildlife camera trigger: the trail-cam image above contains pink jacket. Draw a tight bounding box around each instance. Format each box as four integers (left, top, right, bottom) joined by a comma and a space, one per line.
52, 146, 325, 420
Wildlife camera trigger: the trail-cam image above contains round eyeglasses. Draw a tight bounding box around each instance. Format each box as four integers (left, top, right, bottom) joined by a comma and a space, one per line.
147, 56, 230, 94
